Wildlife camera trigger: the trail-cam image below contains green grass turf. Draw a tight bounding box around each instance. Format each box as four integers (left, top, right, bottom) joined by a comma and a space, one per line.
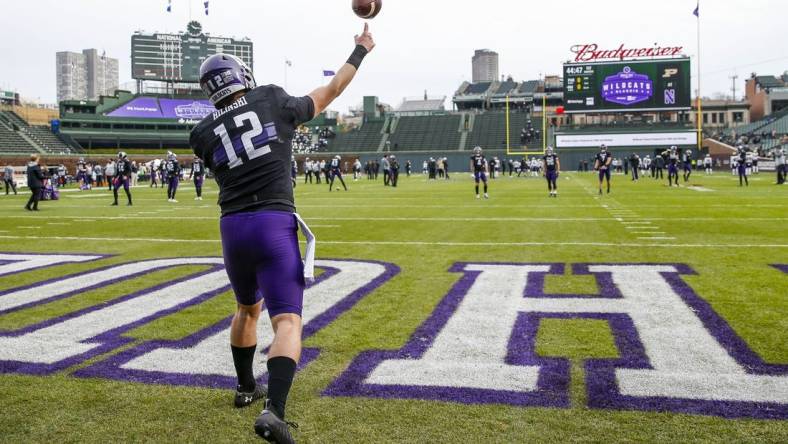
0, 170, 786, 443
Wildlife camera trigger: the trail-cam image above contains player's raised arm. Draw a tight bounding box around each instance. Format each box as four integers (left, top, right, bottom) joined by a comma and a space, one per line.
309, 23, 376, 117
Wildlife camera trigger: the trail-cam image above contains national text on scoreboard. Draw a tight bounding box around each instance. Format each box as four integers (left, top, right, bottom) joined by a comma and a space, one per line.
562, 58, 691, 114
131, 21, 253, 83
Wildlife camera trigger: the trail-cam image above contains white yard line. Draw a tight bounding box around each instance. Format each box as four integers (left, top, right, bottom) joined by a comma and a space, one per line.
0, 234, 785, 248
638, 237, 677, 240
688, 187, 715, 192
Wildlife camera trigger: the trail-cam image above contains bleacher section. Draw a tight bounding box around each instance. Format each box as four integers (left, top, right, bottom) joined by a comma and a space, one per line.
0, 120, 32, 154
466, 112, 540, 151
388, 115, 461, 151
0, 110, 78, 154
328, 121, 385, 152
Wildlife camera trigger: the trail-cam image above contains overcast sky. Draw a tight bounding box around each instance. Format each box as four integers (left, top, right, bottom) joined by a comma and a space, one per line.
1, 0, 786, 113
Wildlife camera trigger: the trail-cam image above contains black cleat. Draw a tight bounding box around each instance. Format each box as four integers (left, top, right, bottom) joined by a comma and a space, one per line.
234, 383, 267, 408
111, 202, 118, 206
254, 400, 298, 443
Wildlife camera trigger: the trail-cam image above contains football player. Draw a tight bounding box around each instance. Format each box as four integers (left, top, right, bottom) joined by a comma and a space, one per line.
111, 152, 132, 206
470, 146, 489, 199
76, 158, 88, 191
703, 153, 713, 175
352, 158, 362, 181
594, 144, 613, 195
165, 152, 182, 203
328, 155, 347, 192
290, 155, 298, 188
774, 140, 786, 185
682, 148, 693, 182
190, 157, 206, 201
542, 146, 560, 197
666, 146, 680, 187
736, 145, 749, 187
190, 23, 374, 444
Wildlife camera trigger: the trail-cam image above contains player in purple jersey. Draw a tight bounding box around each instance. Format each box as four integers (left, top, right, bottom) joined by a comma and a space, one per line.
470, 146, 489, 199
328, 155, 348, 192
736, 145, 749, 187
665, 146, 680, 187
189, 157, 206, 201
542, 146, 561, 197
164, 152, 182, 203
594, 144, 613, 195
190, 23, 374, 444
111, 152, 132, 206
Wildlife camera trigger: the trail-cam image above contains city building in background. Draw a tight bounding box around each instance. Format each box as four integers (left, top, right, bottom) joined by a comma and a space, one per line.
56, 49, 119, 102
472, 49, 499, 83
745, 72, 788, 121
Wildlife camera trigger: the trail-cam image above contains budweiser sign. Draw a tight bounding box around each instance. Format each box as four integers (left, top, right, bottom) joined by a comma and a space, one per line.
571, 44, 684, 62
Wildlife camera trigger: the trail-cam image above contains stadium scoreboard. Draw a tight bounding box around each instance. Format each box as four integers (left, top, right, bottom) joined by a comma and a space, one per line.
563, 58, 691, 113
132, 21, 253, 83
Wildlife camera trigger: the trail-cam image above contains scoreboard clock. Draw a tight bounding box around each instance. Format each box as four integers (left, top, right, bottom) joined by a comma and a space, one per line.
131, 21, 253, 83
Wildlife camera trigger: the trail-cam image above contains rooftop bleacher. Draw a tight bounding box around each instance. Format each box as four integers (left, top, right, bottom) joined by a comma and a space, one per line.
493, 81, 518, 96
466, 82, 492, 95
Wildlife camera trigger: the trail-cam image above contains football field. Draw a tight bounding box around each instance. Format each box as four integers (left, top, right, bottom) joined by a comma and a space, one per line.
0, 171, 786, 443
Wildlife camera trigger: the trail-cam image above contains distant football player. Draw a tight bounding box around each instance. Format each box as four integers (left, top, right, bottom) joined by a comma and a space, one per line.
328, 155, 348, 192
774, 140, 786, 185
165, 152, 182, 203
594, 144, 613, 195
470, 146, 489, 199
736, 145, 749, 187
542, 146, 560, 197
149, 159, 160, 188
190, 157, 206, 201
111, 152, 132, 206
682, 148, 693, 182
666, 146, 680, 187
290, 155, 298, 188
703, 153, 713, 175
190, 23, 374, 443
352, 158, 362, 181
390, 155, 400, 187
76, 158, 88, 190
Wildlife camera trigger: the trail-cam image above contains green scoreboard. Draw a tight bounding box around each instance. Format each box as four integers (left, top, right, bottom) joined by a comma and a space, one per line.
131, 21, 253, 83
563, 58, 691, 113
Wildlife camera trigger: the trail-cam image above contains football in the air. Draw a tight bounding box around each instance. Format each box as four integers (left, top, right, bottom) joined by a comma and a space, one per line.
352, 0, 382, 19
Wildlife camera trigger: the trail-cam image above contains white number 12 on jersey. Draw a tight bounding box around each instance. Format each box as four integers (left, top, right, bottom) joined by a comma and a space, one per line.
213, 111, 271, 169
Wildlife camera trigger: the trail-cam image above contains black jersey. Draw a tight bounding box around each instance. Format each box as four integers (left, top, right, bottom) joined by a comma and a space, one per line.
190, 85, 314, 216
330, 158, 341, 170
595, 152, 612, 169
192, 162, 205, 177
164, 159, 181, 178
116, 159, 132, 178
471, 154, 486, 173
738, 151, 748, 167
543, 154, 558, 172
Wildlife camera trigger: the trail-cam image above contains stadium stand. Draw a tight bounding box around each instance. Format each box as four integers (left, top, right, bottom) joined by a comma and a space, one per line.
387, 115, 462, 151
0, 110, 79, 154
328, 121, 385, 152
466, 111, 540, 151
0, 120, 33, 154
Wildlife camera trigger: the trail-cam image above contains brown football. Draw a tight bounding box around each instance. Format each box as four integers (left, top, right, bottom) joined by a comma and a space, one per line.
352, 0, 382, 19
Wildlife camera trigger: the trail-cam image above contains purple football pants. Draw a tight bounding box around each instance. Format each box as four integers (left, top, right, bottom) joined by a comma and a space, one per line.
220, 210, 305, 317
